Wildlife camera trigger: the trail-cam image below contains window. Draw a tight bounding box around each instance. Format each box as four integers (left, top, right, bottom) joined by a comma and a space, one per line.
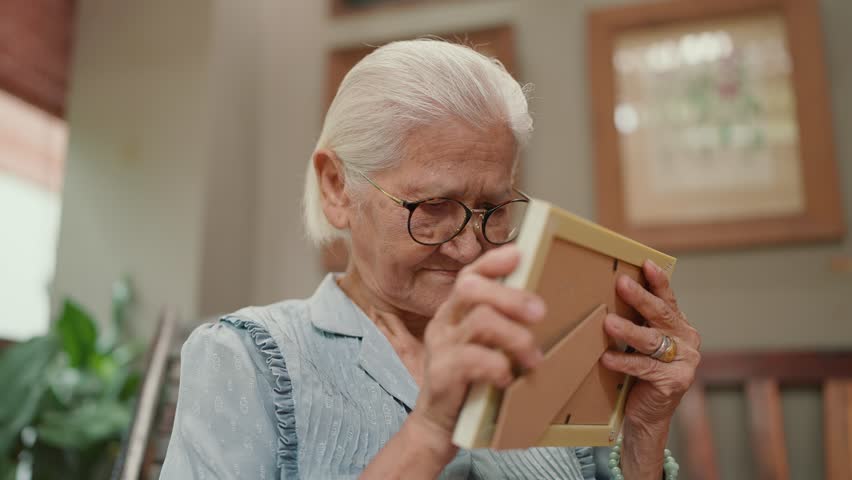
0, 89, 67, 341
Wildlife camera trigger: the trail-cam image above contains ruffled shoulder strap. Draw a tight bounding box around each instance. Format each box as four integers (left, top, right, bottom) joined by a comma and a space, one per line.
574, 447, 597, 480
221, 315, 298, 477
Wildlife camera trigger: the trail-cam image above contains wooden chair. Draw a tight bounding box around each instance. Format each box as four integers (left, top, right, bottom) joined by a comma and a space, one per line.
146, 339, 183, 479
111, 308, 181, 480
677, 351, 852, 480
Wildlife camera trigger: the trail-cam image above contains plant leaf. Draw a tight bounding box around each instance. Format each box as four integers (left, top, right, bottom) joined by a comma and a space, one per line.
29, 442, 79, 480
56, 300, 98, 368
118, 371, 142, 402
111, 276, 134, 334
37, 400, 132, 450
0, 458, 16, 480
0, 336, 58, 456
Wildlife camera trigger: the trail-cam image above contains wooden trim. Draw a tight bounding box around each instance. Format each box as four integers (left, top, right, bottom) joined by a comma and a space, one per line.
677, 383, 721, 480
536, 423, 617, 447
329, 0, 459, 17
695, 351, 852, 386
113, 308, 178, 480
588, 0, 845, 252
547, 200, 676, 275
830, 256, 852, 274
746, 379, 790, 480
824, 380, 852, 480
0, 0, 76, 118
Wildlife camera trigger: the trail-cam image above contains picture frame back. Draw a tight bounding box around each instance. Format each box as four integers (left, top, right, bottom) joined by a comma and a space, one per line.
453, 198, 676, 449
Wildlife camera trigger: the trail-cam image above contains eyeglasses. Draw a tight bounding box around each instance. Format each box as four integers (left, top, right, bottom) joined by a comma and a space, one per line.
359, 172, 530, 246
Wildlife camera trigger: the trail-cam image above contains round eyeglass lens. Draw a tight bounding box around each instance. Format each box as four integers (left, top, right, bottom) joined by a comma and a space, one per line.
408, 199, 469, 245
483, 200, 528, 244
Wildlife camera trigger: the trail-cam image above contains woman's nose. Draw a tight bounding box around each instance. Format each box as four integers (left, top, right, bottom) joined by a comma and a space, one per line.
440, 218, 484, 263
471, 211, 484, 234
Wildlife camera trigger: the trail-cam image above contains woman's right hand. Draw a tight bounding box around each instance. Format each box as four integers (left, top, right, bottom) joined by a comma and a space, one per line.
408, 244, 547, 450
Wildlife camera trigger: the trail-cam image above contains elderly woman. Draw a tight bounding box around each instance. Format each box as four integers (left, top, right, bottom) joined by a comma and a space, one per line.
161, 39, 700, 479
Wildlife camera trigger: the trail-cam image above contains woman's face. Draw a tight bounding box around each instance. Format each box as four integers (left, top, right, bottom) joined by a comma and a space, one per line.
347, 120, 518, 318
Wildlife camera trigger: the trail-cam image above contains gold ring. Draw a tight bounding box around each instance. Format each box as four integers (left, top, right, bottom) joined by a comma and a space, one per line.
651, 335, 677, 363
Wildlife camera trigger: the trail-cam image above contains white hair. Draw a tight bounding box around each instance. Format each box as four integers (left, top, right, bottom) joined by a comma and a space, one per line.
303, 38, 533, 245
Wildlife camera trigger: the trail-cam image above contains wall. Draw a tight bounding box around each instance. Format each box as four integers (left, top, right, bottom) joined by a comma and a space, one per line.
254, 0, 851, 478
54, 0, 266, 339
54, 0, 210, 340
197, 0, 262, 318
0, 89, 66, 341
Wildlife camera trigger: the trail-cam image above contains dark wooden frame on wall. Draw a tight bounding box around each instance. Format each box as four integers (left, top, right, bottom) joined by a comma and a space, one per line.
330, 0, 457, 17
321, 24, 518, 271
0, 0, 76, 118
588, 0, 845, 252
326, 24, 517, 110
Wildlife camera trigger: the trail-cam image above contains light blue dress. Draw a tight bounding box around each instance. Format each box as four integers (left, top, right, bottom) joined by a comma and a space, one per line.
160, 274, 596, 479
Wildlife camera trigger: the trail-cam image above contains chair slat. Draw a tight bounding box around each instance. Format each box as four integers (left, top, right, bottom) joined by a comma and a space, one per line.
678, 382, 720, 480
746, 379, 790, 480
698, 352, 852, 386
824, 380, 852, 480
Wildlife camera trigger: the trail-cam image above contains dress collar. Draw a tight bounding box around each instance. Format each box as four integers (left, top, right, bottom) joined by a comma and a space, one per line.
307, 273, 419, 411
307, 274, 364, 338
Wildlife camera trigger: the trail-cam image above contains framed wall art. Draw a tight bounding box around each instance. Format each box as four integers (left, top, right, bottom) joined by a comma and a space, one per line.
330, 0, 458, 17
588, 0, 844, 251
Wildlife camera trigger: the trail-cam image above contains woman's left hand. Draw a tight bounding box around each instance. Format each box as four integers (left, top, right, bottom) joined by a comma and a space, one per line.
601, 259, 701, 477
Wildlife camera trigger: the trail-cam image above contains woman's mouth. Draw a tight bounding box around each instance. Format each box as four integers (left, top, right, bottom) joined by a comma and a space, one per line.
425, 268, 460, 278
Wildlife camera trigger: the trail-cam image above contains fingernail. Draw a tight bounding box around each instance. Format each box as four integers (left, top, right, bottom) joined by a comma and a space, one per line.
527, 299, 546, 320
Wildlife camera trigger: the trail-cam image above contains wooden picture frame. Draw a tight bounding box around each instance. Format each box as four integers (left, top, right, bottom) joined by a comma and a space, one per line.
321, 24, 517, 272
330, 0, 456, 17
588, 0, 845, 252
453, 198, 676, 449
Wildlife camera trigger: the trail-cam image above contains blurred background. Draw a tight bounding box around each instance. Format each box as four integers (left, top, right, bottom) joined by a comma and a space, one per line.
1, 0, 850, 479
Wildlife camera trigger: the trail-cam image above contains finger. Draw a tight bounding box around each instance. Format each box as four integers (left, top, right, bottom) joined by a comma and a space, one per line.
603, 313, 664, 356
602, 350, 697, 402
461, 244, 521, 279
450, 272, 546, 325
616, 274, 678, 330
600, 350, 665, 381
643, 260, 678, 310
461, 305, 543, 369
433, 344, 515, 389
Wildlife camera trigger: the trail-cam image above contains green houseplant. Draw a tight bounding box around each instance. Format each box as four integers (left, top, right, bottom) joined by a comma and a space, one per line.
0, 278, 142, 480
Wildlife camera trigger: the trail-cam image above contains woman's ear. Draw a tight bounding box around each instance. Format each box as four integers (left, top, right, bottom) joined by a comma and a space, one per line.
313, 149, 351, 230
